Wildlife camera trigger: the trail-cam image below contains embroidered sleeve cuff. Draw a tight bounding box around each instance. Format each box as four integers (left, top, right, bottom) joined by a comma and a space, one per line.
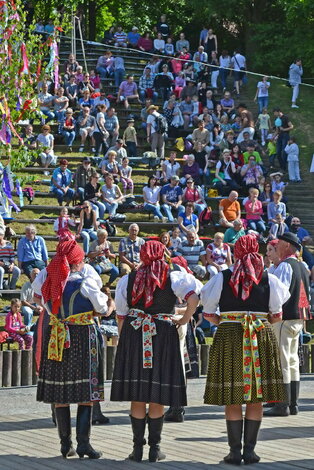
203, 313, 217, 319
34, 293, 41, 299
184, 290, 195, 301
116, 314, 126, 320
271, 312, 282, 319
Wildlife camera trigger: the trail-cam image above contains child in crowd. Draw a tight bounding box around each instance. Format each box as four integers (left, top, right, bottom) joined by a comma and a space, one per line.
75, 65, 84, 84
164, 37, 174, 56
268, 213, 289, 239
123, 118, 137, 159
53, 206, 76, 239
270, 172, 286, 193
191, 95, 200, 125
169, 226, 183, 253
231, 116, 242, 136
174, 72, 186, 98
256, 107, 271, 146
89, 69, 101, 91
285, 136, 301, 182
220, 115, 232, 133
266, 134, 277, 169
119, 157, 134, 195
5, 299, 33, 350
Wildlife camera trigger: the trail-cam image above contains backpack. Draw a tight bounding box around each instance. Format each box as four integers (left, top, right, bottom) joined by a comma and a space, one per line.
199, 207, 212, 226
155, 114, 168, 134
99, 219, 116, 237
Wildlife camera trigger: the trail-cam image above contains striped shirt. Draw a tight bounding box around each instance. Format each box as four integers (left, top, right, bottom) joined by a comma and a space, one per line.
176, 240, 206, 269
0, 242, 15, 264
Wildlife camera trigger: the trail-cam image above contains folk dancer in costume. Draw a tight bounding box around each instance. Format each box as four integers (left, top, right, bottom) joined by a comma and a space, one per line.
201, 235, 290, 465
34, 240, 108, 459
264, 232, 311, 417
110, 241, 200, 462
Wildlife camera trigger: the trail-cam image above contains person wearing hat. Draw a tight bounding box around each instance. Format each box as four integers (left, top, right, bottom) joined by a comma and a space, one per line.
51, 159, 75, 206
127, 26, 140, 48
35, 239, 108, 458
73, 157, 96, 204
123, 118, 138, 159
146, 105, 166, 160
201, 235, 290, 465
264, 232, 311, 417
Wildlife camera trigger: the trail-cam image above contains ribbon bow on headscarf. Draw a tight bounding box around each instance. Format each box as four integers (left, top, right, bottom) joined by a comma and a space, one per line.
131, 241, 169, 308
42, 240, 85, 314
229, 235, 264, 301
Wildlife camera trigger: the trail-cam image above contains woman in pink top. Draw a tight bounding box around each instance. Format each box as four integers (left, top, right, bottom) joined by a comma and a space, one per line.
5, 298, 33, 350
171, 53, 183, 76
244, 188, 266, 234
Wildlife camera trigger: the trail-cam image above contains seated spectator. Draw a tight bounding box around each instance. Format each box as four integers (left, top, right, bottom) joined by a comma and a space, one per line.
218, 190, 241, 228
244, 188, 266, 234
230, 143, 244, 168
114, 55, 126, 89
77, 106, 96, 152
53, 207, 76, 239
138, 31, 153, 52
104, 26, 115, 45
202, 89, 216, 112
180, 78, 198, 101
79, 89, 94, 111
93, 104, 109, 159
193, 46, 208, 64
127, 26, 140, 48
104, 139, 127, 164
77, 201, 98, 254
65, 74, 78, 108
116, 75, 140, 110
143, 175, 163, 221
100, 150, 119, 182
176, 231, 206, 279
89, 69, 101, 91
101, 174, 124, 217
118, 223, 145, 276
73, 156, 96, 204
268, 213, 289, 239
206, 232, 232, 278
98, 287, 119, 345
139, 67, 158, 104
84, 173, 106, 220
241, 154, 263, 191
180, 96, 194, 131
159, 231, 173, 258
223, 219, 246, 246
54, 87, 69, 122
176, 32, 190, 52
103, 107, 119, 147
154, 32, 165, 53
22, 124, 37, 151
174, 71, 186, 98
154, 65, 174, 102
60, 108, 76, 151
214, 149, 239, 195
17, 224, 48, 277
161, 151, 180, 183
114, 25, 128, 47
96, 50, 114, 80
38, 82, 54, 124
51, 159, 75, 206
270, 171, 286, 194
165, 37, 174, 56
119, 157, 134, 196
182, 178, 206, 216
88, 228, 119, 286
0, 228, 20, 290
220, 91, 235, 117
236, 103, 255, 143
181, 154, 201, 185
20, 268, 43, 329
161, 175, 184, 222
210, 123, 224, 154
243, 143, 263, 164
267, 190, 286, 225
78, 72, 96, 98
36, 125, 56, 174
192, 119, 210, 152
169, 226, 182, 254
5, 299, 33, 350
177, 202, 199, 237
259, 181, 273, 214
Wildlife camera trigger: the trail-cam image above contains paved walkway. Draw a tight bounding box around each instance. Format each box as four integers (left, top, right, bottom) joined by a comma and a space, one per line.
0, 376, 314, 470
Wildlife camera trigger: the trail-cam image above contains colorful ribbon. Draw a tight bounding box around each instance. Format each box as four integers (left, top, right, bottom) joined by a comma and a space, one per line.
129, 309, 172, 368
48, 312, 94, 361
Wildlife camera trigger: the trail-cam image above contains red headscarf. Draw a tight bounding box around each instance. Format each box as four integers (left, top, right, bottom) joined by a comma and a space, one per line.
42, 240, 85, 314
268, 239, 279, 248
132, 241, 169, 308
229, 235, 264, 301
171, 255, 193, 274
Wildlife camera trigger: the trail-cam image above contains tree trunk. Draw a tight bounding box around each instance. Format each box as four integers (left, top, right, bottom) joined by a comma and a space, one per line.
88, 1, 96, 41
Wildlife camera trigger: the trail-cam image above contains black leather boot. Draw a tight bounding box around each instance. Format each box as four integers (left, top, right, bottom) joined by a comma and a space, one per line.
164, 406, 185, 422
92, 401, 110, 425
242, 419, 261, 464
290, 381, 300, 415
51, 404, 56, 426
76, 405, 102, 459
55, 406, 76, 458
148, 416, 166, 462
128, 416, 146, 462
223, 420, 243, 465
263, 384, 291, 417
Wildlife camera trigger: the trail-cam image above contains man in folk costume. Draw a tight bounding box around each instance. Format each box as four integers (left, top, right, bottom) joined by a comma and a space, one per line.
201, 235, 290, 465
110, 240, 200, 462
264, 232, 311, 417
35, 240, 108, 459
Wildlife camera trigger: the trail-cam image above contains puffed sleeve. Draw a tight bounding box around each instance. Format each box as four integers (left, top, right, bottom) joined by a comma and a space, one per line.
32, 268, 47, 300
115, 274, 129, 318
170, 271, 203, 300
200, 272, 223, 317
83, 264, 103, 289
81, 278, 108, 315
268, 273, 291, 315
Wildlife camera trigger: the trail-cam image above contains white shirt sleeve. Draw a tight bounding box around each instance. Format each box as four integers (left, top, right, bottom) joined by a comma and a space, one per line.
82, 264, 103, 289
170, 271, 202, 299
80, 277, 108, 315
115, 274, 129, 317
32, 268, 47, 298
268, 273, 291, 314
273, 261, 293, 288
200, 272, 223, 315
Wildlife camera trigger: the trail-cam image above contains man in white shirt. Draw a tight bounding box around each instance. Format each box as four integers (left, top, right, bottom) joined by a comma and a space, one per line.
146, 105, 165, 159
231, 50, 246, 96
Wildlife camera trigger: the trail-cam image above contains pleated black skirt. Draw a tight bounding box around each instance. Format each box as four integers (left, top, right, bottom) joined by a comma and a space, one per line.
110, 316, 187, 406
37, 324, 104, 404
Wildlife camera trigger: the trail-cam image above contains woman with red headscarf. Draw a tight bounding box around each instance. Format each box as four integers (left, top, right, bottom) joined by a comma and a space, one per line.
111, 240, 200, 463
201, 235, 290, 465
34, 240, 108, 460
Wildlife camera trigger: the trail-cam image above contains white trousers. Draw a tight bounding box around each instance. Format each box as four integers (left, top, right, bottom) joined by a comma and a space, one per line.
272, 319, 303, 384
291, 84, 299, 103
